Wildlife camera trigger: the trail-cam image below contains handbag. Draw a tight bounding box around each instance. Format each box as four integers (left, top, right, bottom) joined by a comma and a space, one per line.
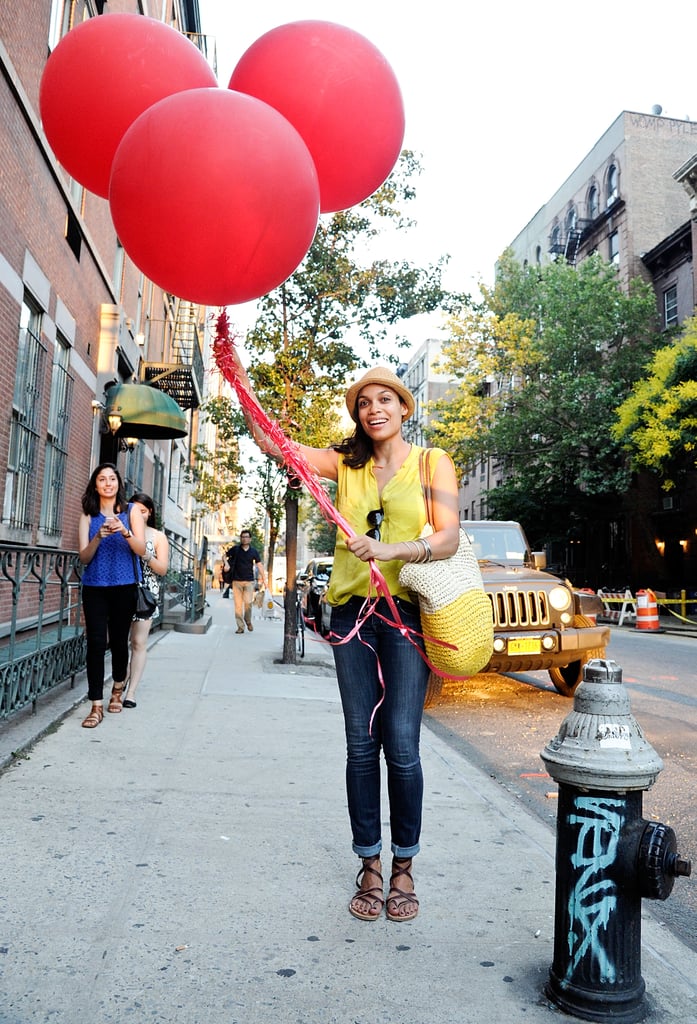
132, 552, 158, 619
398, 449, 493, 678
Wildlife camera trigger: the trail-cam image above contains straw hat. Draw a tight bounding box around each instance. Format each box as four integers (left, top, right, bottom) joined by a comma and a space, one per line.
345, 367, 415, 422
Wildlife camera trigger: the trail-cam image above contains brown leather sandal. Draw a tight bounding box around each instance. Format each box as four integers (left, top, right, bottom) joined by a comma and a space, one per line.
82, 704, 104, 729
107, 685, 125, 713
386, 857, 419, 922
348, 856, 384, 921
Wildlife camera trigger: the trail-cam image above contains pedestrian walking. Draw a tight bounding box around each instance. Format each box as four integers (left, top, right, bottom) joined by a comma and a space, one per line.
226, 530, 266, 633
124, 492, 170, 709
231, 355, 460, 922
78, 463, 146, 728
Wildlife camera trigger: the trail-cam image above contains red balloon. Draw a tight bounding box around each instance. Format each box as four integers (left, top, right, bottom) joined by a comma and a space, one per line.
228, 21, 405, 214
109, 88, 320, 306
39, 13, 217, 197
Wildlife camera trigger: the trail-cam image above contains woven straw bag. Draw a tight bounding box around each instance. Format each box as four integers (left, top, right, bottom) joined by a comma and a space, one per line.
399, 450, 493, 678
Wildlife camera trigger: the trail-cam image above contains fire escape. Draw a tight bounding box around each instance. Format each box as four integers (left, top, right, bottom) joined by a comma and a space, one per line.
548, 220, 592, 266
140, 299, 205, 411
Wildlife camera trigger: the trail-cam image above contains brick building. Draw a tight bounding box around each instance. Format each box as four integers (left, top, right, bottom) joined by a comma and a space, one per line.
0, 0, 220, 565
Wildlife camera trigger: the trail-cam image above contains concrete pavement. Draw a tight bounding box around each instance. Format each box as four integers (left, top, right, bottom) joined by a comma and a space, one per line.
1, 592, 696, 1024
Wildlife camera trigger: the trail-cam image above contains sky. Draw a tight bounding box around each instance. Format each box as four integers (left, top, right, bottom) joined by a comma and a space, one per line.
197, 0, 696, 355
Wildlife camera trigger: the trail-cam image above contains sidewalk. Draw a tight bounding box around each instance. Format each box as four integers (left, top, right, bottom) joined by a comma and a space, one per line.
1, 592, 696, 1024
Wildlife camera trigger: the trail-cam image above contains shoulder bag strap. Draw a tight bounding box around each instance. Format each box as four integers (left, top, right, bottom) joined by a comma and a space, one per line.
419, 448, 435, 527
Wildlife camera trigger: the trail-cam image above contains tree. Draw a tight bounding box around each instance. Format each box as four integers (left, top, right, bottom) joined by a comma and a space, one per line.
245, 456, 288, 580
428, 251, 662, 562
303, 482, 338, 555
243, 152, 460, 662
613, 316, 697, 490
187, 397, 243, 519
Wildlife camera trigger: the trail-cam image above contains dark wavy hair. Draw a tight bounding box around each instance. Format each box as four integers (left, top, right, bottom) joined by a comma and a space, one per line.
331, 420, 375, 469
81, 462, 128, 517
128, 492, 156, 528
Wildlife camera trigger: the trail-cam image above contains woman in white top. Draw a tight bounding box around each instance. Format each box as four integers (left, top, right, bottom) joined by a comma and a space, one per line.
124, 493, 169, 708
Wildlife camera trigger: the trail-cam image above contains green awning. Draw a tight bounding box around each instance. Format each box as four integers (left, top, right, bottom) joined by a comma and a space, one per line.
105, 383, 188, 439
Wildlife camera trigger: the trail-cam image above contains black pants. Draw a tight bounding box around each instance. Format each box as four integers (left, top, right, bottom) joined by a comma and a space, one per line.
82, 584, 136, 701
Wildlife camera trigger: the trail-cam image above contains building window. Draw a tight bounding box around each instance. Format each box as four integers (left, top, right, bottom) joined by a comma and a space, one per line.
65, 206, 82, 260
113, 241, 125, 303
4, 297, 47, 530
549, 224, 561, 256
566, 207, 577, 234
40, 334, 74, 536
588, 185, 599, 220
608, 230, 619, 266
153, 455, 165, 524
664, 284, 678, 327
48, 0, 71, 49
607, 164, 619, 207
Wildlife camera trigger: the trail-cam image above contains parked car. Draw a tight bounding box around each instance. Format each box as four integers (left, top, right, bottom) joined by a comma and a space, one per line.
299, 557, 333, 633
462, 520, 608, 696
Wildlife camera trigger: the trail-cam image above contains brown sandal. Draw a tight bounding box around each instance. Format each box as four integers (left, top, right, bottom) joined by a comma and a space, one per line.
107, 684, 125, 713
386, 857, 419, 922
349, 856, 384, 921
82, 704, 104, 729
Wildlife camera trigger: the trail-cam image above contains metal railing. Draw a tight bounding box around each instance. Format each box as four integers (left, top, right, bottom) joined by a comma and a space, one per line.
163, 535, 208, 625
0, 545, 85, 720
0, 533, 210, 721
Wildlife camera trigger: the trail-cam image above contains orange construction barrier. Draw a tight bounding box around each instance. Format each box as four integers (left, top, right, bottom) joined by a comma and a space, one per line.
635, 588, 663, 632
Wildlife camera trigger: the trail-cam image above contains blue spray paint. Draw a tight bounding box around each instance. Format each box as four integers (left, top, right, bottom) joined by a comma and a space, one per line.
565, 795, 624, 984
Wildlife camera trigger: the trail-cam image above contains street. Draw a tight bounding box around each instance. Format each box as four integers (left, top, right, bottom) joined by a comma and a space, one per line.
424, 627, 697, 952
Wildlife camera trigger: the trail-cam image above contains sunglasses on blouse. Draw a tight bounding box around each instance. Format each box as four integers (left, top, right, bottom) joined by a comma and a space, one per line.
366, 508, 384, 541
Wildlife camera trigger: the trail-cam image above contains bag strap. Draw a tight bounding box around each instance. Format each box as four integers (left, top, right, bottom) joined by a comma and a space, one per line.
419, 448, 435, 527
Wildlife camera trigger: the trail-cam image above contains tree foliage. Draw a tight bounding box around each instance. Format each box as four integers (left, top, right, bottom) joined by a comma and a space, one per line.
303, 482, 338, 555
613, 316, 697, 490
188, 397, 243, 518
245, 151, 460, 442
428, 251, 662, 542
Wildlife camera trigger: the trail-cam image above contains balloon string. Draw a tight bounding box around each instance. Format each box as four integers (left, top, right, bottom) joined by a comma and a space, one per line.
212, 309, 449, 727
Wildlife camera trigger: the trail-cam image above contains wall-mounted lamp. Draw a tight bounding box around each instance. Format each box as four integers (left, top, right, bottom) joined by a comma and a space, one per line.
107, 412, 123, 434
655, 539, 665, 556
679, 539, 689, 552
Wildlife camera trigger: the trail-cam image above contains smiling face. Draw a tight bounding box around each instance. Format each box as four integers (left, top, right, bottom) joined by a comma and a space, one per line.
355, 383, 407, 440
95, 467, 119, 502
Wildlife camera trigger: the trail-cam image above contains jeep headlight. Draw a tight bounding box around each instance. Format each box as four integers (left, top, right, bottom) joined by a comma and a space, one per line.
548, 586, 572, 611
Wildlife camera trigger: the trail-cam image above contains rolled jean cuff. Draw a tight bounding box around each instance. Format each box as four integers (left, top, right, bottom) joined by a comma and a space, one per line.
392, 841, 420, 858
352, 840, 382, 858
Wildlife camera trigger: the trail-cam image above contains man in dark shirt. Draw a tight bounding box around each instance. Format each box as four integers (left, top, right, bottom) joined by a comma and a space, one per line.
226, 529, 266, 633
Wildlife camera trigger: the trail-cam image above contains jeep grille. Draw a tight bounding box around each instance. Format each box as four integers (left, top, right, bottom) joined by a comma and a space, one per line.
488, 590, 551, 628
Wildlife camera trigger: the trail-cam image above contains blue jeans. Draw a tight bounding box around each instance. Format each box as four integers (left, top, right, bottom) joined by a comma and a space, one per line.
330, 596, 429, 859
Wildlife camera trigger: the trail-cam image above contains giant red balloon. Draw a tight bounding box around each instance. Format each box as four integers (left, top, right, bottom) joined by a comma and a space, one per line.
39, 13, 217, 197
228, 21, 405, 213
109, 88, 320, 306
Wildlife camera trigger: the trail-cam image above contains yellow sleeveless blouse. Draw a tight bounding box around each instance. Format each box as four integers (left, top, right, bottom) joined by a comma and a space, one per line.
326, 445, 446, 605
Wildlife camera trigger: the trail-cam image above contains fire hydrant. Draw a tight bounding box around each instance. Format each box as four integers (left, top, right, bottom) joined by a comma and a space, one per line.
540, 659, 691, 1023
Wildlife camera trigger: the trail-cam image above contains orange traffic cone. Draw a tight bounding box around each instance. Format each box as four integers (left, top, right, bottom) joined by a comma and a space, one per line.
635, 588, 663, 632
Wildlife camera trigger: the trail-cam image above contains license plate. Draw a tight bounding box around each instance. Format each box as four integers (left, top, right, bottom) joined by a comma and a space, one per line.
508, 637, 541, 655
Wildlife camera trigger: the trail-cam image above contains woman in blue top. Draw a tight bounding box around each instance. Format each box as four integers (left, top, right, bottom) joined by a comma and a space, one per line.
78, 462, 145, 728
